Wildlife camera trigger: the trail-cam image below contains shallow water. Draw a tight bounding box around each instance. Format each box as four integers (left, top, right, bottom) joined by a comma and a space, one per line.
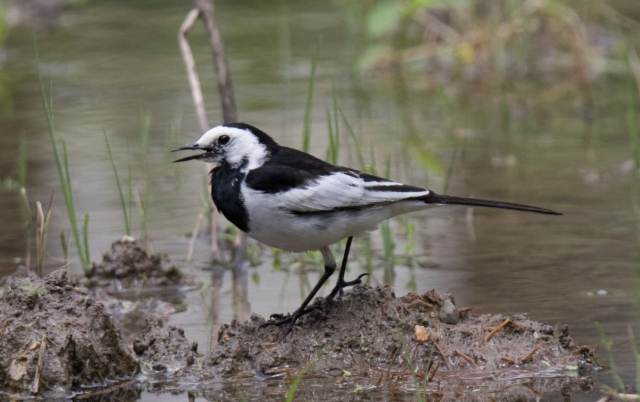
1, 0, 639, 400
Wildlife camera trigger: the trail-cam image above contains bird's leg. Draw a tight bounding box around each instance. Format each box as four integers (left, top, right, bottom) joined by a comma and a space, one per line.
324, 237, 368, 314
259, 246, 337, 337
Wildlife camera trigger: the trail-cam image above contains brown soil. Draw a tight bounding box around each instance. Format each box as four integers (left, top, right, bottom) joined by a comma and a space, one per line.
79, 239, 184, 290
0, 268, 139, 399
78, 239, 191, 344
182, 284, 596, 400
0, 263, 596, 401
133, 319, 198, 377
204, 286, 593, 374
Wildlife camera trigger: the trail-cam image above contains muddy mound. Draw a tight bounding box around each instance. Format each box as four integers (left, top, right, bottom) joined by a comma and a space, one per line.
102, 296, 181, 343
133, 319, 198, 377
80, 239, 183, 290
0, 268, 139, 399
203, 285, 594, 389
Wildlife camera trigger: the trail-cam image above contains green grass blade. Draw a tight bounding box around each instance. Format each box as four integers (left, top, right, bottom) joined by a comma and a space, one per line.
83, 213, 90, 265
338, 106, 365, 170
19, 187, 31, 231
627, 67, 639, 169
285, 348, 323, 402
595, 321, 625, 391
60, 231, 69, 262
35, 32, 89, 270
384, 155, 391, 179
17, 132, 26, 187
136, 190, 148, 242
369, 145, 377, 176
104, 131, 131, 236
399, 334, 426, 402
326, 105, 337, 164
302, 55, 317, 153
127, 149, 133, 234
61, 138, 88, 269
140, 113, 151, 156
332, 82, 339, 156
628, 326, 640, 393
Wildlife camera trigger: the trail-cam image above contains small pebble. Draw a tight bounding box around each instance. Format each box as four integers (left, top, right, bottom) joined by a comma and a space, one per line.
414, 325, 429, 343
439, 298, 460, 324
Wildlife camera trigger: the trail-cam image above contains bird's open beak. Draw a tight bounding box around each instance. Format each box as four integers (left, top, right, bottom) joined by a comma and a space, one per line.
171, 142, 213, 163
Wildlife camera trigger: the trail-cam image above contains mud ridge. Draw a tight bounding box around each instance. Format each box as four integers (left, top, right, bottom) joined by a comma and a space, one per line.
0, 268, 139, 399
153, 284, 596, 400
79, 238, 185, 291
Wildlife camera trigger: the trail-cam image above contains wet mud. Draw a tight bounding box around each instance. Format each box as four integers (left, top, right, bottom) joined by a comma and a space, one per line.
0, 268, 139, 399
137, 284, 596, 400
133, 319, 198, 377
80, 239, 191, 343
0, 263, 596, 401
79, 239, 185, 291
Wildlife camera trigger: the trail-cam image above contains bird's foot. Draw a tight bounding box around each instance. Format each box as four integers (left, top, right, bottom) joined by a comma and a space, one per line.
324, 273, 369, 314
258, 307, 318, 337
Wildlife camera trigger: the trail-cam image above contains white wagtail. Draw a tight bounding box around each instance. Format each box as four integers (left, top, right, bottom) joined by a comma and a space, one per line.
173, 122, 561, 335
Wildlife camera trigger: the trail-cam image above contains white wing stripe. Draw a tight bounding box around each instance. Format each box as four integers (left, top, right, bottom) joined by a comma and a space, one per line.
362, 181, 404, 187
265, 172, 429, 212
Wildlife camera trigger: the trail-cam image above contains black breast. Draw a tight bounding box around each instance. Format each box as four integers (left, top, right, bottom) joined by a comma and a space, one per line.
210, 164, 249, 232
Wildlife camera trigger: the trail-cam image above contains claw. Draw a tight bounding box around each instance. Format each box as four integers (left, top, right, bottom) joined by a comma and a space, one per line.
324, 273, 369, 314
258, 306, 318, 336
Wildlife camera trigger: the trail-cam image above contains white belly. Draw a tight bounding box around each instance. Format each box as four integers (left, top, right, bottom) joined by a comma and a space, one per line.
242, 189, 429, 252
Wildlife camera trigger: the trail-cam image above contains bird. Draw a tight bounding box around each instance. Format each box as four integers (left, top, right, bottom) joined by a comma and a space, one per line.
173, 122, 561, 336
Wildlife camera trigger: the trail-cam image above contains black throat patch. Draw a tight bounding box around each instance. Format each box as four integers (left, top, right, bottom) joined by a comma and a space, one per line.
210, 161, 249, 233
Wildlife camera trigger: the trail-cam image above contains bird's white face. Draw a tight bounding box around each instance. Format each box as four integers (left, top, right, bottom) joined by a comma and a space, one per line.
174, 125, 269, 170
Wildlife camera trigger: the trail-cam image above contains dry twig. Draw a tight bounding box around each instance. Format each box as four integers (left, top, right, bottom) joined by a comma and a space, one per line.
77, 379, 137, 399
453, 349, 478, 368
432, 341, 452, 370
30, 334, 46, 394
520, 345, 541, 363
428, 362, 441, 381
485, 319, 512, 342
186, 212, 204, 263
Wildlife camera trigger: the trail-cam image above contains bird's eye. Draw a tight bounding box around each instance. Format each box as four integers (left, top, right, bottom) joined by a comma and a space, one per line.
218, 135, 230, 145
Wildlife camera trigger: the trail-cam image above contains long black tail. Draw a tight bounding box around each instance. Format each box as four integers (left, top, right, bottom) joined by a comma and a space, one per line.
424, 193, 562, 215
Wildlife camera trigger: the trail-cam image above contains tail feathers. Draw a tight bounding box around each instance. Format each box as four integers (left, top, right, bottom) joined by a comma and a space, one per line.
424, 193, 562, 215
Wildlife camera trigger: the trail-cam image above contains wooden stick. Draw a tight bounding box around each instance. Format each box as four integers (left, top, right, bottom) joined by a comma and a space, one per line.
30, 334, 46, 394
193, 0, 246, 267
178, 6, 222, 262
520, 345, 541, 363
178, 7, 209, 134
428, 362, 441, 381
77, 379, 137, 399
194, 0, 237, 124
186, 212, 204, 263
453, 349, 478, 368
485, 319, 511, 342
377, 346, 401, 386
432, 341, 452, 370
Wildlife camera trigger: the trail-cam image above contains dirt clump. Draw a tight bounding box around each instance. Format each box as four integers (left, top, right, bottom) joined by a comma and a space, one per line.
79, 238, 192, 347
0, 268, 139, 399
79, 238, 184, 290
133, 319, 198, 377
194, 284, 594, 398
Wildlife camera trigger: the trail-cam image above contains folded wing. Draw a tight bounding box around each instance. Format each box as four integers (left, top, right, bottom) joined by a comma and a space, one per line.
245, 165, 430, 213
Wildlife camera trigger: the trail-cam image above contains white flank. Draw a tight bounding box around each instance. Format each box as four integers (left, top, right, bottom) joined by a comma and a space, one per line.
241, 172, 431, 252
